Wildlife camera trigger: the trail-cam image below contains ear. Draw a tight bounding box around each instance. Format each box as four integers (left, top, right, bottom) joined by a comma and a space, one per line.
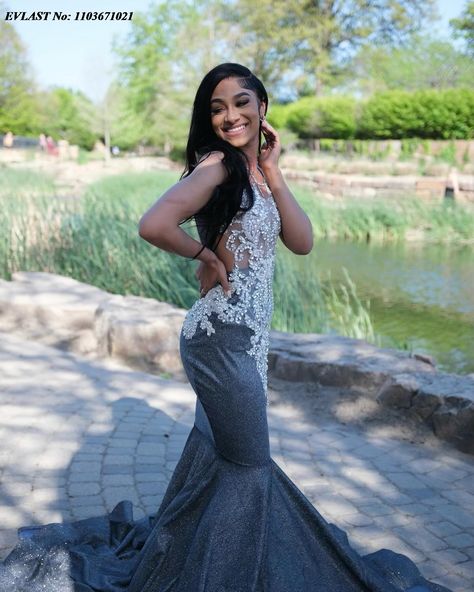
259, 101, 266, 119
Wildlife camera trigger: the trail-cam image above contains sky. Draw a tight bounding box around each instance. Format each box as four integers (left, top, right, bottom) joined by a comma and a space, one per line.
2, 0, 468, 102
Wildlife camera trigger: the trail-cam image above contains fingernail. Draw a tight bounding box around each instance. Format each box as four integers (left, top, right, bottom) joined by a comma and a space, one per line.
225, 290, 232, 298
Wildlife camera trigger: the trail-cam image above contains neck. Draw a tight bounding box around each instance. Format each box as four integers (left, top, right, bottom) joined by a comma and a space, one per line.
240, 139, 259, 173
245, 156, 259, 174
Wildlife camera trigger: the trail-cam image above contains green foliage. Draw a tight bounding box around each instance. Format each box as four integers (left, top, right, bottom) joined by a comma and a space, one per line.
292, 185, 474, 243
400, 138, 419, 159
0, 20, 39, 134
286, 96, 356, 139
436, 141, 457, 166
0, 169, 376, 342
37, 87, 97, 149
357, 89, 474, 139
266, 104, 293, 129
450, 1, 474, 55
113, 1, 204, 151
226, 0, 436, 96
350, 36, 474, 93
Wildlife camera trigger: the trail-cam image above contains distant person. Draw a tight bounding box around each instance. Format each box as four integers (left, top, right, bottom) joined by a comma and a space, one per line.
3, 131, 14, 148
111, 145, 120, 156
46, 135, 58, 156
39, 133, 47, 152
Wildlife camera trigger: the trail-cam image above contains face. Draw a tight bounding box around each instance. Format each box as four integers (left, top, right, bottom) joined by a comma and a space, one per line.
210, 77, 265, 153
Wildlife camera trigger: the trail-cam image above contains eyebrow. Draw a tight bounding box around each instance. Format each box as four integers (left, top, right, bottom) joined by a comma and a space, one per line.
210, 91, 251, 104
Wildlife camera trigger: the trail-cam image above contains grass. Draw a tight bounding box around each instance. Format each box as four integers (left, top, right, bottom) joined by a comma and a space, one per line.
4, 168, 472, 346
292, 184, 474, 243
0, 166, 55, 198
0, 169, 379, 342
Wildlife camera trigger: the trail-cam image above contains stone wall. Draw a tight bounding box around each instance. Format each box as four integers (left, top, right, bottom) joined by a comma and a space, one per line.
1, 271, 473, 455
281, 169, 474, 204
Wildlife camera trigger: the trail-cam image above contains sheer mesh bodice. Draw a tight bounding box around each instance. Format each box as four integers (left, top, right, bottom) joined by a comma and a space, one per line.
181, 181, 281, 400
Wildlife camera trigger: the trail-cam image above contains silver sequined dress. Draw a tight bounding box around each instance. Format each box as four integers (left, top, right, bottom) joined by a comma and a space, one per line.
182, 180, 281, 400
0, 181, 453, 592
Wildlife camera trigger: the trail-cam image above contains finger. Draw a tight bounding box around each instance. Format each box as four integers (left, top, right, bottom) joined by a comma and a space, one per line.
261, 123, 278, 142
261, 119, 276, 131
220, 274, 231, 296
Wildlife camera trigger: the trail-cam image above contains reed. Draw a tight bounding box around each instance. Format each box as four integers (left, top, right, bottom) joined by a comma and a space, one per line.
294, 185, 474, 243
0, 170, 377, 342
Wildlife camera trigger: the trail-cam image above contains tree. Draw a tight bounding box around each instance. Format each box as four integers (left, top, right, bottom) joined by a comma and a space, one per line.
224, 0, 437, 96
347, 35, 474, 94
37, 87, 97, 149
450, 1, 474, 55
114, 1, 195, 151
0, 17, 39, 134
101, 82, 144, 151
113, 0, 233, 152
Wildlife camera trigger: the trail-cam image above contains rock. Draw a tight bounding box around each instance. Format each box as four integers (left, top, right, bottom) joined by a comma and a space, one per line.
269, 331, 434, 391
412, 352, 436, 367
375, 372, 474, 454
376, 375, 418, 409
95, 295, 186, 379
0, 272, 111, 333
0, 272, 187, 379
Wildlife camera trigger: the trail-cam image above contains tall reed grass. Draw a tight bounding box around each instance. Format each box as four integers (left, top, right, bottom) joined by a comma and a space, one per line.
294, 185, 474, 243
0, 169, 378, 341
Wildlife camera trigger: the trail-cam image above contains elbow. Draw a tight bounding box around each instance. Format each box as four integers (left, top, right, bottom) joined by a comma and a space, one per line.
138, 217, 162, 244
295, 233, 314, 255
138, 218, 151, 241
281, 232, 314, 255
295, 244, 313, 255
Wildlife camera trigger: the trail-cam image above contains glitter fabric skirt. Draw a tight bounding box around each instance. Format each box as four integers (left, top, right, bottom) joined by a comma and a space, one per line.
0, 313, 452, 592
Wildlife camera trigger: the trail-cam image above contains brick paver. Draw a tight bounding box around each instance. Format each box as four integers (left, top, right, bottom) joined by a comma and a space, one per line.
1, 331, 473, 591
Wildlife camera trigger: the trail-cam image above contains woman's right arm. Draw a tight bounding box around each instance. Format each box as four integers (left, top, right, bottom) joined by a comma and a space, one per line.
138, 152, 232, 295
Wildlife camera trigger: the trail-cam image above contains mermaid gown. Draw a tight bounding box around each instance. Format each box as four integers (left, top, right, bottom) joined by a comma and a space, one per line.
0, 181, 452, 592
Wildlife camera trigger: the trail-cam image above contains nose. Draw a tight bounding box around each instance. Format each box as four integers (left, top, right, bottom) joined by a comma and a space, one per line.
225, 105, 239, 124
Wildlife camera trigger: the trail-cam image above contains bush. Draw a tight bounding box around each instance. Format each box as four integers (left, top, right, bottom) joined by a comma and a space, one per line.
168, 144, 186, 164
286, 96, 356, 139
358, 89, 474, 139
266, 103, 293, 129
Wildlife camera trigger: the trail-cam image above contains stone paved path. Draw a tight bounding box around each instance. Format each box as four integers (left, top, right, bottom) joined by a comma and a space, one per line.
0, 332, 473, 591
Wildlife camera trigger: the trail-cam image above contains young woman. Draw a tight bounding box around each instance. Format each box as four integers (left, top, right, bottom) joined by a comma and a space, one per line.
0, 64, 452, 592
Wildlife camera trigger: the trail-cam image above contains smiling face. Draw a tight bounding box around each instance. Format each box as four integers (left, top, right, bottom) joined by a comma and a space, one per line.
210, 77, 265, 155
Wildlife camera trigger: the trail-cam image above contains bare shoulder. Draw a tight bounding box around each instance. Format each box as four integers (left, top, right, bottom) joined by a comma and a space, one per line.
191, 151, 227, 185
196, 150, 225, 167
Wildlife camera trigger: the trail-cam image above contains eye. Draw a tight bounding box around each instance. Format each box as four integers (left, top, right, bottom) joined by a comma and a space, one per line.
236, 100, 249, 107
211, 108, 223, 115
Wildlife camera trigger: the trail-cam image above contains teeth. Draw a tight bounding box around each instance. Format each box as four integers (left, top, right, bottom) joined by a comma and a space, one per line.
226, 125, 246, 132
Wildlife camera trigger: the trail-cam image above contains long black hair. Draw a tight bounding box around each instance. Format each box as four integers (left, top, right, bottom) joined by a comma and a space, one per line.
179, 63, 268, 254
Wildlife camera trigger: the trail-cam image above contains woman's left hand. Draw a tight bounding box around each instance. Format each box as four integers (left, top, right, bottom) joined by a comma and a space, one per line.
258, 119, 281, 173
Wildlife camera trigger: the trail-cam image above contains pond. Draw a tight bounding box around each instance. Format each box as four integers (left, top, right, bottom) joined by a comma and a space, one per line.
312, 238, 474, 375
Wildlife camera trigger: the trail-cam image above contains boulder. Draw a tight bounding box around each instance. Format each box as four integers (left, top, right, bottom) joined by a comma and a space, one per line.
0, 272, 110, 333
95, 295, 186, 379
376, 372, 474, 454
268, 331, 434, 391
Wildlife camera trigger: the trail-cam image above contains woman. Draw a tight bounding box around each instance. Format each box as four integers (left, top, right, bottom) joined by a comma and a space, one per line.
0, 64, 452, 592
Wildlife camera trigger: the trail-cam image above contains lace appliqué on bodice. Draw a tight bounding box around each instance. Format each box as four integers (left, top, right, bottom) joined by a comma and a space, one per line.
182, 183, 281, 403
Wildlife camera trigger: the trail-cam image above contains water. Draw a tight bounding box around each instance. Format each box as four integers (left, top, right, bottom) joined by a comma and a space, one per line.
312, 239, 474, 375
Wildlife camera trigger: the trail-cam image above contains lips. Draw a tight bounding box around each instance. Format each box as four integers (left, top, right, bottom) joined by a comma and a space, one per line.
223, 123, 248, 136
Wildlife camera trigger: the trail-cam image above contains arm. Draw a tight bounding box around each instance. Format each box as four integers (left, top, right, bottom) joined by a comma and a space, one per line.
259, 120, 313, 255
138, 152, 232, 295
